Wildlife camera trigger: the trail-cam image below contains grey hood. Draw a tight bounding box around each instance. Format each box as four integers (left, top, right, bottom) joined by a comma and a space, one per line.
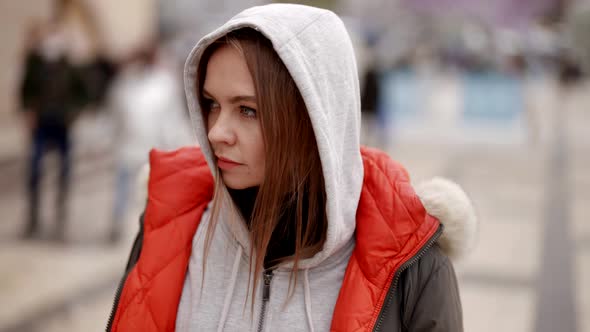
183, 3, 363, 269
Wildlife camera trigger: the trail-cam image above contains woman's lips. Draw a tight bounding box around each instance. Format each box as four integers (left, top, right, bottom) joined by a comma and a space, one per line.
216, 156, 242, 170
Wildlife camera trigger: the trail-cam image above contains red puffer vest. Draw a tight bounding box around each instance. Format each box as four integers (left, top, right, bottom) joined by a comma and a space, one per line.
110, 146, 439, 331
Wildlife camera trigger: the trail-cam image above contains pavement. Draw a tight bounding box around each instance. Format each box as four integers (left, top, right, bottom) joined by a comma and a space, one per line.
0, 76, 588, 332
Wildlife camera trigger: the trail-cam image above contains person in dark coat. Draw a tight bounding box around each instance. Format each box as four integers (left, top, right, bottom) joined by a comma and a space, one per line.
19, 22, 85, 240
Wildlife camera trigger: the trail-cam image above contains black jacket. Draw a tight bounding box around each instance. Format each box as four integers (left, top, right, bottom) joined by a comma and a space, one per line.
380, 243, 463, 331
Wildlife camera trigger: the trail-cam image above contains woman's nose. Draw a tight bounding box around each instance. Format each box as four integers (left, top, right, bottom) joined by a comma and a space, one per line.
207, 110, 237, 146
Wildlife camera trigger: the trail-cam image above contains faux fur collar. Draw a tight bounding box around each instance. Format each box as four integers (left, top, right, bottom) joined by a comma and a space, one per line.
415, 177, 478, 261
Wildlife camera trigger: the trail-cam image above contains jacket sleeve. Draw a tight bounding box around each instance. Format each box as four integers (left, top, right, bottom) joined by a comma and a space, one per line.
402, 245, 464, 332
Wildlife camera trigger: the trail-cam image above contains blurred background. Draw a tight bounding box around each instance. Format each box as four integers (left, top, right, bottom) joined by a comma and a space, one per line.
0, 0, 589, 331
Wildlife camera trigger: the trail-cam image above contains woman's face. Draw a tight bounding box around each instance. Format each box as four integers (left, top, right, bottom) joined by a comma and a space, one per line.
203, 45, 265, 189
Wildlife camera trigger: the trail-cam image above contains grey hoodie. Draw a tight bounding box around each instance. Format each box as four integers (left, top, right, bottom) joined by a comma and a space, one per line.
177, 4, 363, 332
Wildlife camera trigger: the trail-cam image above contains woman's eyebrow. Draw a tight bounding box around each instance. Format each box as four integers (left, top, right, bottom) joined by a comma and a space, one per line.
229, 95, 257, 103
202, 89, 256, 104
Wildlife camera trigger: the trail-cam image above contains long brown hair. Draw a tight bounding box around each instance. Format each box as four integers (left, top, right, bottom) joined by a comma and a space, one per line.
197, 28, 328, 304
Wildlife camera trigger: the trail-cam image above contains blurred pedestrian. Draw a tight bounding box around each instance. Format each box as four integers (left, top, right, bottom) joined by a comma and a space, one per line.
107, 43, 192, 243
360, 48, 382, 147
19, 20, 85, 241
107, 4, 477, 331
558, 53, 583, 86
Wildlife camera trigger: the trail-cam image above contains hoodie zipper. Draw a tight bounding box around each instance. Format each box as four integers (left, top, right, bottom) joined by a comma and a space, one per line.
257, 269, 274, 332
373, 224, 443, 332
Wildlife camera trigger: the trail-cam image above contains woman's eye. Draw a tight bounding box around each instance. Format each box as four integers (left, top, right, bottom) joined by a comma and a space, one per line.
240, 106, 257, 118
203, 98, 220, 111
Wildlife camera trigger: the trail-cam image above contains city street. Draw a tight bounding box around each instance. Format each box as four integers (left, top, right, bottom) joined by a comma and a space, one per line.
2, 0, 589, 331
0, 78, 588, 332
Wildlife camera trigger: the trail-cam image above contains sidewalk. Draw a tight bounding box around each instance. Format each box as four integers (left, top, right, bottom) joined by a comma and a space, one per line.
0, 161, 140, 332
0, 241, 128, 331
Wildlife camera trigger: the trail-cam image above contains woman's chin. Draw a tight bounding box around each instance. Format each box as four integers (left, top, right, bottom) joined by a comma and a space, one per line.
222, 173, 259, 190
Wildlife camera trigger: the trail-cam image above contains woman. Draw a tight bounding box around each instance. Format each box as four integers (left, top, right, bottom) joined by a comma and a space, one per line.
107, 4, 477, 331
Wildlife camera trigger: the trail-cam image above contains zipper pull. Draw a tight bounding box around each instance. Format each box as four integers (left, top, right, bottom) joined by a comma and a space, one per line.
262, 270, 273, 301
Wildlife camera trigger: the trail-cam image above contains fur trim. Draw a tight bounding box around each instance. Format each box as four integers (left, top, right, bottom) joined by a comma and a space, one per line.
415, 177, 478, 261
